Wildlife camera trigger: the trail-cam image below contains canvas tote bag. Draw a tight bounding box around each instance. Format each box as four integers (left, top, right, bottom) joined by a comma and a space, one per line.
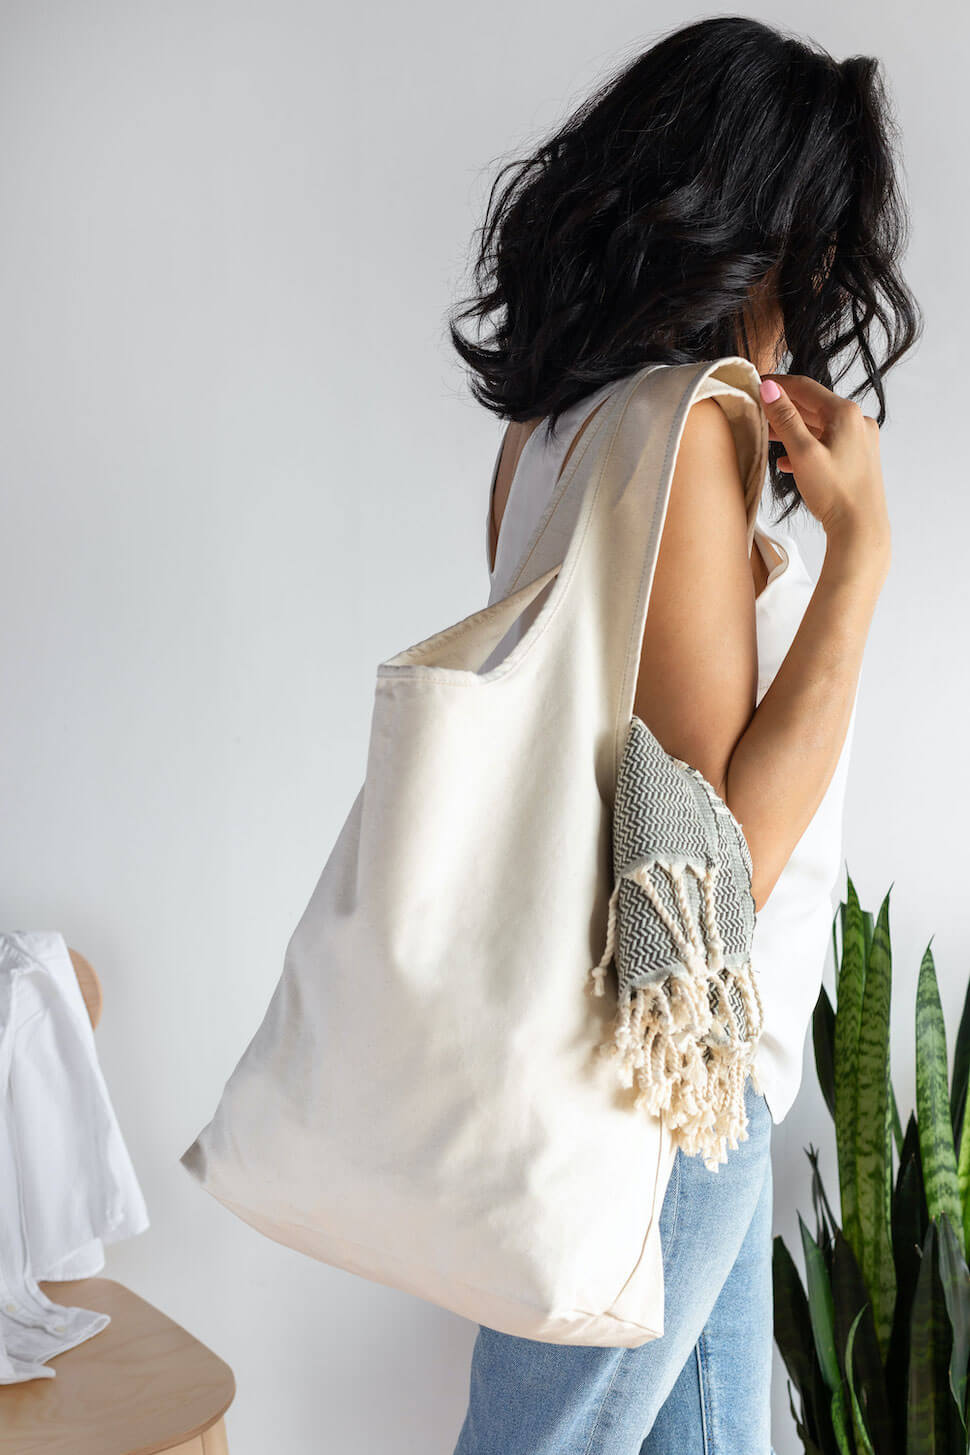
179, 355, 768, 1348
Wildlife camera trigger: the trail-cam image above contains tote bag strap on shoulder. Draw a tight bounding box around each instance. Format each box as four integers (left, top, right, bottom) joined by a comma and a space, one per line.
493, 356, 768, 784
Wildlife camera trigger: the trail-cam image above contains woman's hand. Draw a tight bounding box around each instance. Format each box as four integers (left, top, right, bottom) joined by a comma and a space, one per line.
758, 373, 892, 574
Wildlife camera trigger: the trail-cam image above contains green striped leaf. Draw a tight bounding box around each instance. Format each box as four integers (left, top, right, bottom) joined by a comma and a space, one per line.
937, 1209, 970, 1430
835, 874, 867, 1262
800, 1213, 842, 1392
887, 1115, 931, 1434
958, 1074, 970, 1255
844, 1306, 876, 1455
799, 1214, 853, 1455
854, 889, 897, 1358
908, 1220, 958, 1453
916, 942, 964, 1259
831, 1230, 894, 1450
772, 1234, 820, 1406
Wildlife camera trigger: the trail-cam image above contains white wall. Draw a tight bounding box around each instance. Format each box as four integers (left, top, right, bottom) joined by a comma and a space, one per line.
0, 2, 962, 1450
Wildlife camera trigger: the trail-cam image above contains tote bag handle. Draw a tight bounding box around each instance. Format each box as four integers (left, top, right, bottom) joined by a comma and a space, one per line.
490, 357, 768, 785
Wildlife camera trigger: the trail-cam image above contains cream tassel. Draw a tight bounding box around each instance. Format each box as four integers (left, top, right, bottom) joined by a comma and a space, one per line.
589, 859, 765, 1173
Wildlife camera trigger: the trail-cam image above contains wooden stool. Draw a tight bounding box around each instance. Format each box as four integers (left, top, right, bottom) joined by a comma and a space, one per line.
0, 949, 235, 1454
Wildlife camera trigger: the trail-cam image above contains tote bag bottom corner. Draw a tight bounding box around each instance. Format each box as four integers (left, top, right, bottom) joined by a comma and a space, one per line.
180, 1163, 666, 1349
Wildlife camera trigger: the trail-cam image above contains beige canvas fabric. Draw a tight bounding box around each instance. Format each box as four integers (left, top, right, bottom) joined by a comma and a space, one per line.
179, 356, 768, 1348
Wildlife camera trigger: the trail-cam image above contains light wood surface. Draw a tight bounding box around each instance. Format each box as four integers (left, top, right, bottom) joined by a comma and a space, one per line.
67, 946, 102, 1030
0, 1277, 235, 1455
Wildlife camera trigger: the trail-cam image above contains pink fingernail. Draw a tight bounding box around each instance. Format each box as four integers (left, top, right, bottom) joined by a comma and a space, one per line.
759, 379, 781, 403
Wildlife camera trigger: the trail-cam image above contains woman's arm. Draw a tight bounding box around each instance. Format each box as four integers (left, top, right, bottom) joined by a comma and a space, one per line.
634, 378, 890, 914
726, 524, 885, 911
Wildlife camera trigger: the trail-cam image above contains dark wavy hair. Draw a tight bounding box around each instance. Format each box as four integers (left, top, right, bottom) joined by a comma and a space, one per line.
447, 15, 922, 521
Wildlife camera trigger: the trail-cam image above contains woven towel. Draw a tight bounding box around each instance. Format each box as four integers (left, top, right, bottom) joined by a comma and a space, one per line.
589, 715, 765, 1171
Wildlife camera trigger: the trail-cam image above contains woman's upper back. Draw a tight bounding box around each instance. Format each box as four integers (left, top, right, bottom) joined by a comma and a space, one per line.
488, 384, 780, 599
485, 378, 819, 740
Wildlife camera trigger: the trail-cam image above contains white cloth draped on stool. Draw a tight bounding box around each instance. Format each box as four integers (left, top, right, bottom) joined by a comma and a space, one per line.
0, 931, 149, 1383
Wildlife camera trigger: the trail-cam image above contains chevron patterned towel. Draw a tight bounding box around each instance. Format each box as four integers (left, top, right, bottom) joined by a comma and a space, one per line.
589, 714, 765, 1171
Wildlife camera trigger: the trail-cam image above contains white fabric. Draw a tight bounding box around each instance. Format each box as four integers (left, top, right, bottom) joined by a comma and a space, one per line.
487, 391, 858, 1126
0, 931, 150, 1383
179, 359, 772, 1347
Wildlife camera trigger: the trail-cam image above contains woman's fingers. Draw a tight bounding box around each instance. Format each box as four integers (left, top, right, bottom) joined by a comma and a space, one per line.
758, 378, 819, 467
760, 372, 876, 441
757, 372, 889, 544
758, 374, 827, 422
759, 372, 837, 417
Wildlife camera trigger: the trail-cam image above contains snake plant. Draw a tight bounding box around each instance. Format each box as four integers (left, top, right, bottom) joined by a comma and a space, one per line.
774, 871, 970, 1453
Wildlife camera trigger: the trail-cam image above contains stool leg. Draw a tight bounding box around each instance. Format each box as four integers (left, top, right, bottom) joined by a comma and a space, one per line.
201, 1417, 229, 1455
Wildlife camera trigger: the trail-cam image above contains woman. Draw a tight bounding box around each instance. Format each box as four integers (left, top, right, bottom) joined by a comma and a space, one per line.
447, 15, 920, 1454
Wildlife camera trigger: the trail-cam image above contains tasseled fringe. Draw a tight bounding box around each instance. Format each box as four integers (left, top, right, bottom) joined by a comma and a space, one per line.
589, 860, 765, 1173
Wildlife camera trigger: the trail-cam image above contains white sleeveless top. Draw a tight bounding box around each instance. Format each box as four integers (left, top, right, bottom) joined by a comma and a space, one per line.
485, 378, 859, 1125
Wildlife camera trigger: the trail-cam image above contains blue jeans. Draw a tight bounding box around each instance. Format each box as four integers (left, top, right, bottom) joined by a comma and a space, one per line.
452, 1076, 774, 1454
